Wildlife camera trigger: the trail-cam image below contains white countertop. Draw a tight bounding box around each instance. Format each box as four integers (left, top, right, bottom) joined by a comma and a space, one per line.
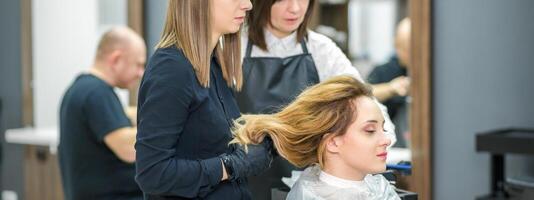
387, 147, 412, 164
5, 127, 59, 153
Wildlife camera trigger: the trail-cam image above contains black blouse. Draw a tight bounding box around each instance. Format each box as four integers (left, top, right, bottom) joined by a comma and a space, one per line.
135, 46, 249, 199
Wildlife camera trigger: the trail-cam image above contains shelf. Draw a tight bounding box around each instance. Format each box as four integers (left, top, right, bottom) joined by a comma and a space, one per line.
476, 128, 534, 155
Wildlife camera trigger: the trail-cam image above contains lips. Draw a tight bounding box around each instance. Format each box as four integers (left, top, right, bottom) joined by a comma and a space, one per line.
377, 152, 388, 160
234, 16, 245, 24
285, 18, 299, 23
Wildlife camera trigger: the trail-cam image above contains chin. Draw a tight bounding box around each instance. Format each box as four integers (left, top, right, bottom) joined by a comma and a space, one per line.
224, 26, 241, 34
288, 23, 301, 31
368, 165, 387, 174
377, 165, 387, 172
282, 27, 298, 34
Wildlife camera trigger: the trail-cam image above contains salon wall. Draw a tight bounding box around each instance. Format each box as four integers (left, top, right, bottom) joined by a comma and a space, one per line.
33, 0, 130, 129
144, 1, 166, 56
433, 0, 534, 199
0, 0, 25, 199
32, 0, 98, 128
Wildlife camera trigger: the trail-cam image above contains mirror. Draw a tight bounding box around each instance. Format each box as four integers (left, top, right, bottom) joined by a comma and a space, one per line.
311, 0, 411, 148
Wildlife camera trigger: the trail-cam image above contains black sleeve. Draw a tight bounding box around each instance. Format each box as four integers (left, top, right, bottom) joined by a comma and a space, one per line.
84, 88, 131, 141
135, 51, 222, 198
367, 65, 386, 84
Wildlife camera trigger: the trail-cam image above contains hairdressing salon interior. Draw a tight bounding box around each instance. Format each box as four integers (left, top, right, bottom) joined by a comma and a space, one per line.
1, 0, 533, 200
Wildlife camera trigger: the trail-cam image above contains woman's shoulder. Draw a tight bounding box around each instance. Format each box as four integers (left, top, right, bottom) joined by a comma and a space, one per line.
306, 30, 337, 47
287, 166, 319, 195
150, 46, 190, 66
148, 46, 194, 74
286, 166, 329, 200
144, 46, 196, 86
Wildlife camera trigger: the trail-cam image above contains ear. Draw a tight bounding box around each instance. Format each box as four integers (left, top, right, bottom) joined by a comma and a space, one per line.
324, 133, 344, 153
107, 50, 122, 67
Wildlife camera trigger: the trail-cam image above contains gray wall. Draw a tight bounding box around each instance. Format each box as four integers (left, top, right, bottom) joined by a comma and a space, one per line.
0, 0, 25, 199
433, 0, 534, 199
144, 1, 167, 56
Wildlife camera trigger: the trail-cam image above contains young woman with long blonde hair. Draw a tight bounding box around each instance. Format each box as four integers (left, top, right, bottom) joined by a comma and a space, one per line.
135, 1, 274, 199
232, 76, 400, 199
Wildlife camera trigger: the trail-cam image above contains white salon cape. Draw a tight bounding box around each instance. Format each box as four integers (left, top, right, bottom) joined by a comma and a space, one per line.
286, 165, 401, 200
241, 29, 397, 146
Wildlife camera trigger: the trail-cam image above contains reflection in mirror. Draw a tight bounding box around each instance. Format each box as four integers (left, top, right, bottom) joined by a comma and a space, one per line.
312, 0, 410, 146
357, 1, 411, 150
367, 17, 411, 149
352, 0, 413, 192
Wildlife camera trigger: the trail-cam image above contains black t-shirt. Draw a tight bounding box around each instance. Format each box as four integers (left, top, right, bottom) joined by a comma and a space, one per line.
59, 74, 142, 200
367, 56, 408, 119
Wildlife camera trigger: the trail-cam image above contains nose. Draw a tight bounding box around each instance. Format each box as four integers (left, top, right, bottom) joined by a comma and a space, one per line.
288, 0, 301, 13
380, 133, 392, 147
241, 0, 252, 11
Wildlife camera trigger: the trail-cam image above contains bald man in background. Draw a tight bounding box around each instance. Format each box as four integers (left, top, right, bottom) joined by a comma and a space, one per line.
368, 18, 411, 147
58, 27, 146, 200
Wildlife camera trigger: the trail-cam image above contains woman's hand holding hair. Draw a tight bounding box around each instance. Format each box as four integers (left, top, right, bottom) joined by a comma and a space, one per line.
220, 137, 274, 181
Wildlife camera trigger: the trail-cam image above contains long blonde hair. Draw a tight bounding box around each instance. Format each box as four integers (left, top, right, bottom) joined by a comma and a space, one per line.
157, 0, 243, 90
231, 75, 373, 168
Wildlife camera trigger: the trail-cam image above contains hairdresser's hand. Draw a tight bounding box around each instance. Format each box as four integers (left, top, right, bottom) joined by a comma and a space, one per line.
389, 76, 410, 96
220, 138, 274, 181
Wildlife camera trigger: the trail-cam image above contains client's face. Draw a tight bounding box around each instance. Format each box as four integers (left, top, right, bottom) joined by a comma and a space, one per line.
333, 97, 392, 176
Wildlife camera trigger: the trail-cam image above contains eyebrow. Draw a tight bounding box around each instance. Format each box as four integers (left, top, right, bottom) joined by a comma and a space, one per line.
364, 119, 386, 124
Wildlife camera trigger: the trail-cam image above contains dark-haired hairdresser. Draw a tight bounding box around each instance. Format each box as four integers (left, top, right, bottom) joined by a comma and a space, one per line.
134, 0, 273, 199
235, 0, 397, 199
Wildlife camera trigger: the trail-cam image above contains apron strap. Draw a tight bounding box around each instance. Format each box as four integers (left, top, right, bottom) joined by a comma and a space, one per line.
245, 40, 253, 58
300, 39, 309, 54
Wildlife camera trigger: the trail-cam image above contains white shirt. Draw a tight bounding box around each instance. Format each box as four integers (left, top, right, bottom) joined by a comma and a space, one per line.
240, 29, 396, 146
240, 29, 364, 83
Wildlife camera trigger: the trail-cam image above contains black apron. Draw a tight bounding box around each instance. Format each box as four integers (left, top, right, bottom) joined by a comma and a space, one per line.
236, 40, 320, 114
236, 40, 319, 200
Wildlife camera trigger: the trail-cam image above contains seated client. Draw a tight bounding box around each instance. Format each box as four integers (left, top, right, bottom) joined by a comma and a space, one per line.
231, 75, 400, 200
